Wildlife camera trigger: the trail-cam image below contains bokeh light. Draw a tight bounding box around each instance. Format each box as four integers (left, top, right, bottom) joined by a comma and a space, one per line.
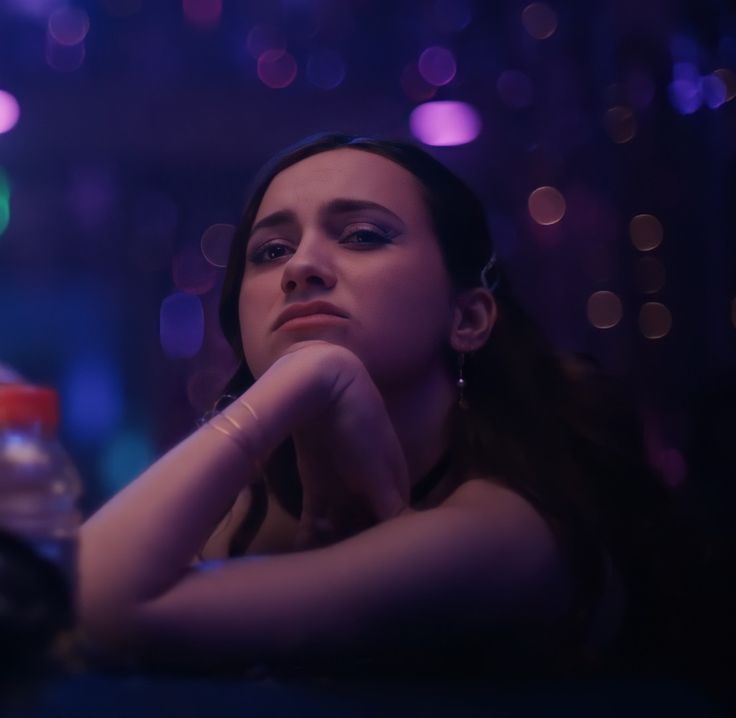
0, 90, 21, 134
99, 428, 155, 493
496, 70, 533, 109
701, 74, 727, 109
521, 2, 558, 40
400, 63, 437, 102
629, 213, 663, 251
587, 291, 623, 329
417, 46, 457, 87
247, 24, 286, 60
409, 101, 481, 147
604, 106, 637, 143
636, 256, 666, 294
0, 169, 10, 236
257, 50, 298, 89
160, 292, 205, 358
201, 223, 235, 268
172, 243, 218, 295
669, 62, 701, 114
639, 302, 672, 339
46, 35, 85, 72
653, 447, 687, 489
528, 186, 566, 225
306, 49, 347, 90
713, 69, 736, 102
182, 0, 222, 28
63, 356, 123, 444
48, 7, 90, 46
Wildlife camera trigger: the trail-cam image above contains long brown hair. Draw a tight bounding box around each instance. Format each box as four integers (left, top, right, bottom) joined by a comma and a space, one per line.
216, 133, 687, 674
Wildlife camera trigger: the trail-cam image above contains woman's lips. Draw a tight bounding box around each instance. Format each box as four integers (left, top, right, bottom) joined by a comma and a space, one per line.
273, 301, 348, 330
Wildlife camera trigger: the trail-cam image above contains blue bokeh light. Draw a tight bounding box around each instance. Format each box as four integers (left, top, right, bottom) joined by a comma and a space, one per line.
160, 292, 204, 358
62, 355, 123, 444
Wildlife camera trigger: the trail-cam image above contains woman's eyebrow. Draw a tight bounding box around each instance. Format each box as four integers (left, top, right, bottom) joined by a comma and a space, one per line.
322, 198, 406, 227
249, 209, 298, 237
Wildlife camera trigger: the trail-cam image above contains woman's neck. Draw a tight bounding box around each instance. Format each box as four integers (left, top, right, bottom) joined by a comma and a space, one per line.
380, 364, 456, 493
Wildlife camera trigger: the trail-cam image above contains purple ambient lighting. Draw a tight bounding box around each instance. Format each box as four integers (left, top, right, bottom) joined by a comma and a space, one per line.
257, 49, 298, 89
496, 70, 534, 109
409, 101, 481, 147
701, 74, 727, 109
182, 0, 222, 28
46, 35, 85, 72
247, 24, 286, 59
47, 7, 90, 46
63, 356, 124, 443
160, 292, 205, 359
201, 223, 235, 268
433, 0, 472, 32
418, 46, 457, 87
172, 243, 218, 295
306, 49, 347, 90
0, 91, 20, 134
400, 63, 437, 102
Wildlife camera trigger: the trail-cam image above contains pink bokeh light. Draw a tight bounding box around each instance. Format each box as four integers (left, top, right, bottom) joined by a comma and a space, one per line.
409, 101, 481, 147
257, 50, 297, 89
0, 90, 20, 134
417, 46, 457, 87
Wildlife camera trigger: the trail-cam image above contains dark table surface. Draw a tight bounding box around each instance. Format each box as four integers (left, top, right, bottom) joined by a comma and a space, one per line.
2, 671, 730, 718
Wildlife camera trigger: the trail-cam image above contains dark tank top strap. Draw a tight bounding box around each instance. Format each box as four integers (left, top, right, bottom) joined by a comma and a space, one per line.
410, 451, 452, 504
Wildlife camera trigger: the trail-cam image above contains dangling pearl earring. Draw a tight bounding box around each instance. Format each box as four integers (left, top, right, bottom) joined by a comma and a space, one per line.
457, 352, 469, 410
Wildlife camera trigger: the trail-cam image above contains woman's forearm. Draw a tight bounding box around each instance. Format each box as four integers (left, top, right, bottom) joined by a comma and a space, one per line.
79, 349, 337, 623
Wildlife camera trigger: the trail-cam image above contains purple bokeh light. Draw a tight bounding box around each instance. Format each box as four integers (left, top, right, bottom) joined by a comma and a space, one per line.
48, 7, 90, 46
160, 292, 204, 359
257, 49, 298, 89
409, 101, 481, 147
669, 63, 701, 114
172, 243, 218, 295
182, 0, 222, 28
0, 90, 20, 134
701, 74, 727, 109
496, 70, 533, 109
418, 46, 457, 87
201, 223, 234, 268
306, 49, 347, 90
46, 35, 85, 72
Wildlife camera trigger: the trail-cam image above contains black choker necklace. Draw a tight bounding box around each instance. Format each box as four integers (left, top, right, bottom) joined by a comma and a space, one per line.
410, 451, 452, 504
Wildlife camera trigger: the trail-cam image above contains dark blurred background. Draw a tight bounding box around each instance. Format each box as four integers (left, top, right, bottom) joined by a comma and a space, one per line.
0, 0, 734, 513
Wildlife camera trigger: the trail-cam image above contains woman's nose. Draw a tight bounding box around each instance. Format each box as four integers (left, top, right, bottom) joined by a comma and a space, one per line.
280, 234, 337, 294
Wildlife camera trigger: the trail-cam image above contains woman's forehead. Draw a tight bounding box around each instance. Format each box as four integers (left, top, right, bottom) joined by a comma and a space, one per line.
254, 148, 430, 225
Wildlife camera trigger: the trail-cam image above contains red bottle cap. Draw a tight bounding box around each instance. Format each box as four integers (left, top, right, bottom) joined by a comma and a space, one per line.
0, 384, 60, 433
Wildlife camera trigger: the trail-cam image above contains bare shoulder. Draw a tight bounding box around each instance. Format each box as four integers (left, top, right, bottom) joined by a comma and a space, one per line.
443, 476, 550, 527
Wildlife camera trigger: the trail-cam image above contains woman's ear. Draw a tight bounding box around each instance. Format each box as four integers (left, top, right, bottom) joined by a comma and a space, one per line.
449, 287, 497, 353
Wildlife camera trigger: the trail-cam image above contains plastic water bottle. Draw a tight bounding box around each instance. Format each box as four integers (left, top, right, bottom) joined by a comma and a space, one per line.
0, 384, 83, 675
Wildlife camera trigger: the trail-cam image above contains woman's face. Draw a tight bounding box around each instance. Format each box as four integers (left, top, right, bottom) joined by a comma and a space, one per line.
239, 148, 455, 390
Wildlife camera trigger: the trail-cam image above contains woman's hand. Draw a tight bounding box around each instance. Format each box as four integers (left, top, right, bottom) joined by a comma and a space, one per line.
259, 341, 411, 549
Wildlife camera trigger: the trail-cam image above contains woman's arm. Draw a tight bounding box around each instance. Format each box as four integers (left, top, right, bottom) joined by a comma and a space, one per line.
79, 342, 410, 638
91, 480, 572, 666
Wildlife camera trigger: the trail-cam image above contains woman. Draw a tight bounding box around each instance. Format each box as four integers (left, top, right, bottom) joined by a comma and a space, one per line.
79, 134, 678, 677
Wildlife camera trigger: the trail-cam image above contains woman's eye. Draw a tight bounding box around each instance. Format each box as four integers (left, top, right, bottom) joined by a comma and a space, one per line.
249, 242, 293, 264
340, 229, 391, 246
